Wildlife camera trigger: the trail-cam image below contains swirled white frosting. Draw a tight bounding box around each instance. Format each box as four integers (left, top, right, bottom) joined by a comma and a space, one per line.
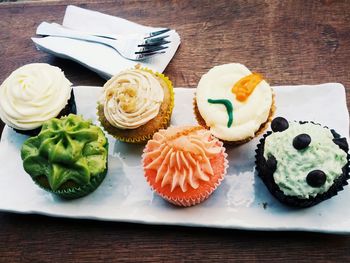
0, 63, 72, 130
100, 68, 164, 129
196, 63, 273, 141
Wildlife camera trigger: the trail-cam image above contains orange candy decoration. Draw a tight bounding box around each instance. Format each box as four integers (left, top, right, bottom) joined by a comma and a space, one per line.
232, 73, 263, 101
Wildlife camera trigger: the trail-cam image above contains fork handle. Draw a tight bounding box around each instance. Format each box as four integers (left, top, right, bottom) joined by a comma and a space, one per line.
36, 22, 115, 46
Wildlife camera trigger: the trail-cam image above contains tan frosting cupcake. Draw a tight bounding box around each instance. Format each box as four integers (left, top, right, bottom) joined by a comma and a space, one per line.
97, 66, 174, 143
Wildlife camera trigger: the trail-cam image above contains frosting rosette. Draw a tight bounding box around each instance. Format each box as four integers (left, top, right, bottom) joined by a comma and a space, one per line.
0, 63, 72, 131
100, 68, 164, 129
143, 126, 228, 207
195, 63, 274, 143
21, 114, 108, 199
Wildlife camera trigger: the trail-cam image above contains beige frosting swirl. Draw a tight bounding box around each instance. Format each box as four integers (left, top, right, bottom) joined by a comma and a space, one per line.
0, 63, 72, 130
100, 68, 164, 129
144, 126, 223, 192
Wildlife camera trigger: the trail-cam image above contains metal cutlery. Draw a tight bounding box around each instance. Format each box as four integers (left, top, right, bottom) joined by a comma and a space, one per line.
36, 22, 171, 61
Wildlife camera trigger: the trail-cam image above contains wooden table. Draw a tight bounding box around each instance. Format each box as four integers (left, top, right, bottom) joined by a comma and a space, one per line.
1, 0, 350, 261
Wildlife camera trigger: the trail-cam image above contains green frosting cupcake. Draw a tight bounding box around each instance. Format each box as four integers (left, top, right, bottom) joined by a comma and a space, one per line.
264, 122, 347, 198
21, 114, 108, 199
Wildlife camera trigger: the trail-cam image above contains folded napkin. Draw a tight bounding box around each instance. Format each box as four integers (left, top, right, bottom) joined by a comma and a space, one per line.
32, 5, 181, 79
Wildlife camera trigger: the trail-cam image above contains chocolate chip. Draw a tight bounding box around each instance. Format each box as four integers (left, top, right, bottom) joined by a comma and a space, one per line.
333, 138, 349, 153
293, 134, 311, 150
266, 155, 277, 173
271, 117, 289, 132
331, 129, 341, 139
306, 170, 326, 187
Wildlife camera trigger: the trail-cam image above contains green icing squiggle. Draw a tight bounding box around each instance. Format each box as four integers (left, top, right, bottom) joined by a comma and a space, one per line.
21, 114, 108, 191
264, 122, 347, 198
207, 99, 233, 128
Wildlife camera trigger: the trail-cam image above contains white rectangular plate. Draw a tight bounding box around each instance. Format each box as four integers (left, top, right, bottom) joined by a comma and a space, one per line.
0, 84, 349, 233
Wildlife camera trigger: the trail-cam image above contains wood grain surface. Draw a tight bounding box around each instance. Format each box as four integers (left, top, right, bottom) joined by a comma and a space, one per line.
0, 0, 350, 262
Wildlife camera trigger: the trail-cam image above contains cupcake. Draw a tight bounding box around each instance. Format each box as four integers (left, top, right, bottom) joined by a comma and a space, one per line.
0, 63, 76, 136
21, 114, 108, 199
255, 117, 349, 207
97, 65, 174, 143
142, 126, 228, 207
194, 63, 274, 144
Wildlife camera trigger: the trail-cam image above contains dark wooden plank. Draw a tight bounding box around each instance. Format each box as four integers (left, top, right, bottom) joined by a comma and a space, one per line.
1, 212, 350, 262
0, 0, 350, 262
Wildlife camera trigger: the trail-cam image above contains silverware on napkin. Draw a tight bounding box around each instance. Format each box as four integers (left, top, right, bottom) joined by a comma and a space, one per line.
32, 5, 181, 78
36, 22, 171, 61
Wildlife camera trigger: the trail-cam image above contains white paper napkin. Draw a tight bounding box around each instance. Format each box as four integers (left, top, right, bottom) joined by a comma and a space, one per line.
32, 5, 181, 79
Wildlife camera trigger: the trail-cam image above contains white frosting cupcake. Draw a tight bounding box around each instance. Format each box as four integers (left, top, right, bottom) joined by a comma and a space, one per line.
0, 63, 72, 131
196, 63, 273, 142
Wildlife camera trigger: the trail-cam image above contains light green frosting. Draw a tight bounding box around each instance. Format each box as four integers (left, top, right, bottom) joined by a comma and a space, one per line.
264, 122, 347, 198
21, 114, 108, 191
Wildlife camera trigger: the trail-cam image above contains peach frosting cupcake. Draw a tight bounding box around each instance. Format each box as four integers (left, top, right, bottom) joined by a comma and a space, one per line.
142, 126, 228, 207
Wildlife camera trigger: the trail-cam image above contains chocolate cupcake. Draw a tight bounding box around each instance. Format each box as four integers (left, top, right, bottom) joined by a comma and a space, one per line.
0, 63, 76, 136
21, 114, 108, 199
255, 117, 349, 207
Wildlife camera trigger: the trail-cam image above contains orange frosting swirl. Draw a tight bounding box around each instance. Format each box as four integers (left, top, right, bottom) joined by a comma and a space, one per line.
143, 126, 223, 192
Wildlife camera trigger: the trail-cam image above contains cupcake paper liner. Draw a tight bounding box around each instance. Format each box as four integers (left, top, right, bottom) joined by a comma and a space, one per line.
193, 92, 275, 145
255, 121, 350, 208
35, 167, 108, 200
52, 167, 108, 199
13, 90, 77, 136
143, 140, 229, 207
32, 138, 108, 200
97, 68, 174, 144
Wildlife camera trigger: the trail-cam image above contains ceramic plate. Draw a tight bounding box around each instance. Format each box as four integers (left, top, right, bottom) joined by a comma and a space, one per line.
0, 84, 349, 233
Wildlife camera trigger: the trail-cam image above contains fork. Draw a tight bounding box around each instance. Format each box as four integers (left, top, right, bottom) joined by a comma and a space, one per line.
36, 22, 171, 61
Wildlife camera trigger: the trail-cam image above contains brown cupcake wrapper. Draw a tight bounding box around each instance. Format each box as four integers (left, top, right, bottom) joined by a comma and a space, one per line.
98, 69, 174, 144
143, 143, 229, 207
13, 90, 77, 136
193, 91, 275, 146
255, 121, 350, 208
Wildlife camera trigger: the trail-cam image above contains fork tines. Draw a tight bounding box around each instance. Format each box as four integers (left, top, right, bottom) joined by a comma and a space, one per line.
135, 45, 169, 55
137, 51, 166, 60
138, 40, 170, 47
145, 35, 170, 44
136, 30, 170, 58
145, 28, 170, 38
